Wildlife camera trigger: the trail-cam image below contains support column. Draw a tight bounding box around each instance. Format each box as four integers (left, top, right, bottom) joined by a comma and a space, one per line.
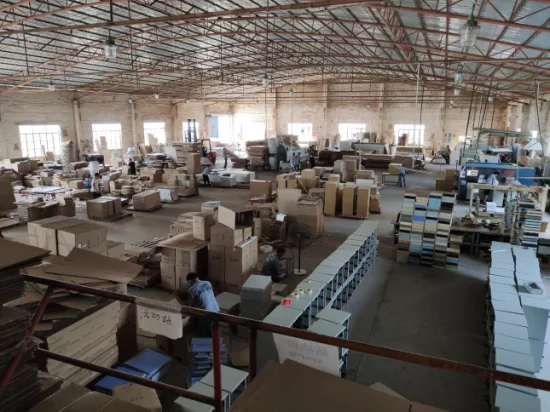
72, 99, 82, 153
322, 83, 328, 148
378, 84, 385, 143
171, 101, 178, 142
130, 99, 137, 148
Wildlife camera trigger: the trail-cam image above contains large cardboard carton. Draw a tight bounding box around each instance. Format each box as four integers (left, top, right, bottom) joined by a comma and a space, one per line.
342, 185, 356, 216
57, 223, 107, 256
218, 204, 254, 229
286, 175, 298, 189
186, 153, 202, 174
37, 218, 84, 255
301, 169, 316, 179
106, 240, 125, 259
102, 196, 123, 215
253, 218, 262, 238
356, 187, 370, 218
132, 190, 161, 211
28, 215, 71, 237
208, 244, 225, 287
87, 198, 115, 219
297, 200, 324, 237
312, 166, 325, 176
435, 178, 454, 192
388, 163, 401, 175
324, 182, 339, 216
261, 219, 286, 241
192, 211, 216, 241
0, 179, 16, 212
210, 223, 244, 247
277, 189, 301, 216
327, 174, 340, 182
249, 236, 258, 270
445, 169, 456, 181
224, 238, 254, 293
160, 263, 176, 290
250, 180, 273, 200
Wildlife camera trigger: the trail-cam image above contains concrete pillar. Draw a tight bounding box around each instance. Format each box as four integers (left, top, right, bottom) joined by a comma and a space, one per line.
130, 99, 137, 148
72, 99, 82, 153
378, 83, 385, 143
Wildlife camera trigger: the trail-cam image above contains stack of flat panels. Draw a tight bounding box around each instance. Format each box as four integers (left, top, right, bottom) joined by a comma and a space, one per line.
397, 192, 458, 270
188, 338, 227, 386
486, 242, 546, 411
519, 207, 542, 248
505, 200, 516, 231
0, 307, 41, 412
240, 275, 272, 320
396, 193, 415, 263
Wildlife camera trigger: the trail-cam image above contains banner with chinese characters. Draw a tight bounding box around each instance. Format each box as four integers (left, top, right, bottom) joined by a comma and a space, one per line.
273, 334, 340, 376
136, 298, 183, 340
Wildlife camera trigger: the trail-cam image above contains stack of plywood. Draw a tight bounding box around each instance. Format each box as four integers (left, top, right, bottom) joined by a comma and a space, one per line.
132, 190, 161, 211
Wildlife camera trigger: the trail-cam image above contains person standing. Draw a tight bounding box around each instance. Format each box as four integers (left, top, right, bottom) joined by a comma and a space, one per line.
128, 158, 136, 176
294, 152, 301, 171
309, 146, 315, 168
261, 247, 287, 283
398, 164, 407, 188
223, 148, 229, 169
202, 162, 211, 187
186, 272, 220, 337
91, 173, 103, 199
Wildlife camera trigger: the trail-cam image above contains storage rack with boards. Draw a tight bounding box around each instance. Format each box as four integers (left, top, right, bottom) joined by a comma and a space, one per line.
257, 221, 378, 377
486, 242, 549, 411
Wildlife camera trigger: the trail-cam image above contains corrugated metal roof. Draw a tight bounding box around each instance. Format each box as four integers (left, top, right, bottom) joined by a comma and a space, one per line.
0, 0, 546, 101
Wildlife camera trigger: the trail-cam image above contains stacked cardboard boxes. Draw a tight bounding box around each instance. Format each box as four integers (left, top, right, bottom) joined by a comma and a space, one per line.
323, 183, 372, 218
208, 204, 257, 293
250, 180, 273, 201
87, 197, 122, 219
28, 217, 107, 256
132, 190, 161, 211
388, 163, 402, 175
297, 199, 324, 237
159, 233, 209, 291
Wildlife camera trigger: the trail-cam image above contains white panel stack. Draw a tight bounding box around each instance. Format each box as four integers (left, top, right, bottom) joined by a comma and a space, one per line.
487, 242, 546, 412
240, 275, 272, 320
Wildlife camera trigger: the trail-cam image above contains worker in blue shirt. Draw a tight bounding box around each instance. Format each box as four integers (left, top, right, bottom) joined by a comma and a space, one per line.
398, 164, 407, 188
261, 247, 287, 282
186, 272, 220, 337
202, 163, 211, 187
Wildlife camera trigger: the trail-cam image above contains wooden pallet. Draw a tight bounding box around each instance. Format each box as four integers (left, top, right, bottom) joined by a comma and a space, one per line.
128, 204, 163, 212
88, 211, 133, 222
338, 214, 367, 220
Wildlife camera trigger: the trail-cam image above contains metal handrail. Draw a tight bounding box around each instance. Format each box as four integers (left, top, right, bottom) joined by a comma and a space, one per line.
1, 274, 549, 412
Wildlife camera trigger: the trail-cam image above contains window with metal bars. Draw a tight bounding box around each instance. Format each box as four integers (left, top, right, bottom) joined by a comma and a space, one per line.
92, 123, 122, 150
19, 125, 61, 158
144, 121, 166, 145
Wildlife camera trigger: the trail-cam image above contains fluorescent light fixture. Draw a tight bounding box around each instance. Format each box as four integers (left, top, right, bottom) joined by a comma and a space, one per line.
262, 74, 270, 87
48, 81, 55, 91
104, 36, 117, 60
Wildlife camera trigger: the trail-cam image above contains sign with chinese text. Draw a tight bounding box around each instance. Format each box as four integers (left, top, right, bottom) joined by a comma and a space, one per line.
136, 300, 182, 340
273, 334, 340, 376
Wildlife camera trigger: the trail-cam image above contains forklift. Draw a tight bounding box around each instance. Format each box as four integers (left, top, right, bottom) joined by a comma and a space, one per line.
201, 138, 217, 164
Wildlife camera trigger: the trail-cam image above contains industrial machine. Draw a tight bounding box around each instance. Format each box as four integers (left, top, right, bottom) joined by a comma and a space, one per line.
458, 162, 536, 200
201, 138, 217, 164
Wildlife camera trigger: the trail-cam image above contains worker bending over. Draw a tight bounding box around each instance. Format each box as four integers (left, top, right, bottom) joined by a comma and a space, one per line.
262, 247, 287, 283
186, 272, 220, 337
91, 173, 103, 199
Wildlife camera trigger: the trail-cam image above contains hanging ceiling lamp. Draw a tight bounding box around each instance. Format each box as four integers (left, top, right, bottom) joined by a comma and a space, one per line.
461, 1, 481, 48
262, 74, 270, 87
48, 81, 55, 91
454, 87, 460, 96
289, 88, 294, 97
488, 96, 494, 102
455, 65, 464, 84
104, 0, 117, 60
154, 91, 160, 99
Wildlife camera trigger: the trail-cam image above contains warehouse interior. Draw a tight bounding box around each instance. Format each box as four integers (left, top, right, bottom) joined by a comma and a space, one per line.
1, 1, 550, 412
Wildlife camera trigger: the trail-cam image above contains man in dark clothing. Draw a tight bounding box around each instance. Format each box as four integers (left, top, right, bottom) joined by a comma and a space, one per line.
128, 158, 136, 175
223, 148, 229, 169
309, 147, 315, 168
261, 247, 286, 282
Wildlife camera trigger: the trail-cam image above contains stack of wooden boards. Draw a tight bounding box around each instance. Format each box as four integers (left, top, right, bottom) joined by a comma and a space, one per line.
397, 191, 459, 270
246, 140, 267, 166
0, 239, 50, 412
487, 242, 549, 411
511, 199, 542, 248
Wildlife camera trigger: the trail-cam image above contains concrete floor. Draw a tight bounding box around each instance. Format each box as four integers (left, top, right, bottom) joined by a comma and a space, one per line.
4, 163, 548, 411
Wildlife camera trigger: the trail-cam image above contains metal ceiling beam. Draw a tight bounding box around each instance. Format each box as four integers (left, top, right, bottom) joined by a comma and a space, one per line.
1, 0, 549, 36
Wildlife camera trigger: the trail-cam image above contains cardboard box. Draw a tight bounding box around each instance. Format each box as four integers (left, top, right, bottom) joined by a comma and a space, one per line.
324, 182, 339, 216
87, 198, 115, 219
102, 196, 122, 215
286, 175, 298, 189
210, 223, 244, 247
186, 153, 202, 174
388, 163, 401, 175
106, 240, 125, 259
342, 185, 356, 216
132, 190, 161, 211
297, 200, 324, 237
192, 211, 215, 241
301, 169, 316, 179
161, 247, 176, 264
370, 194, 381, 213
305, 177, 320, 189
160, 263, 176, 290
37, 218, 84, 254
445, 169, 456, 181
28, 215, 72, 237
218, 204, 254, 229
253, 218, 262, 238
356, 187, 370, 218
261, 219, 286, 241
0, 179, 16, 211
250, 180, 273, 200
249, 236, 258, 270
224, 238, 254, 293
109, 180, 123, 192
69, 179, 84, 189
327, 174, 340, 182
312, 167, 325, 176
435, 178, 454, 192
57, 222, 107, 256
243, 226, 252, 240
208, 244, 225, 287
